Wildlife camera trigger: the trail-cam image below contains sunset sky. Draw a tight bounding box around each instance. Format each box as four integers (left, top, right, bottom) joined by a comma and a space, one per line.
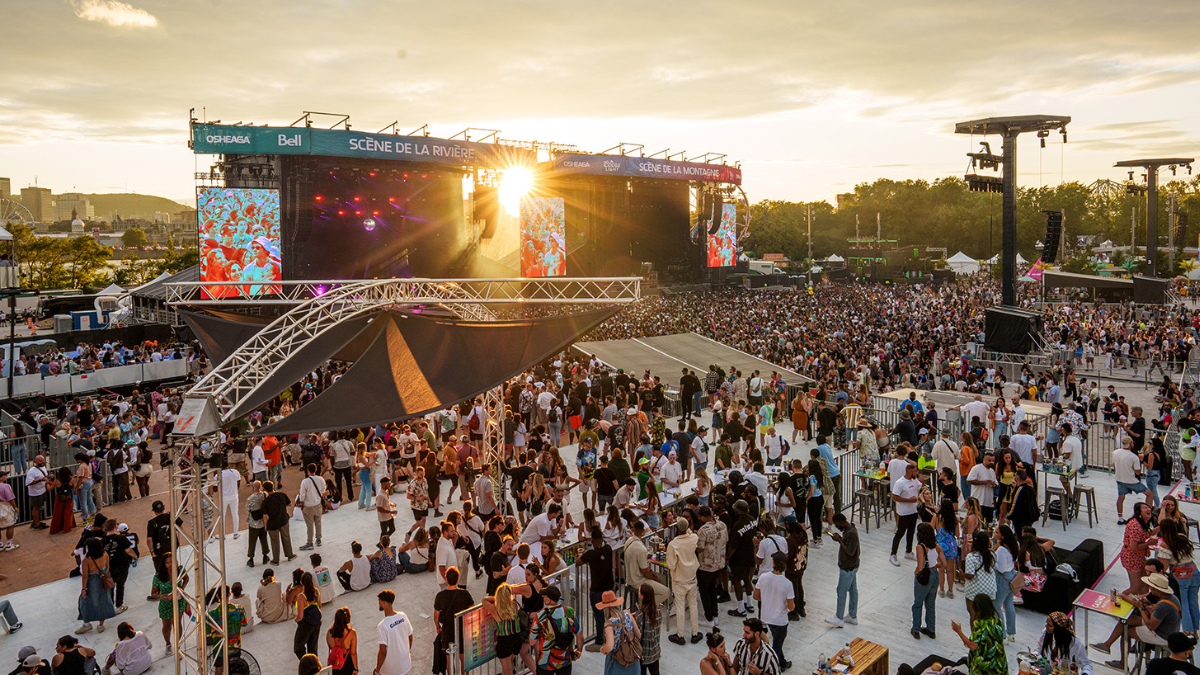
2, 0, 1198, 205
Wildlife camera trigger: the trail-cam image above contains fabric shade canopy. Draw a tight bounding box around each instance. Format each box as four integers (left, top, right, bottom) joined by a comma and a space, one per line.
1042, 270, 1133, 290
180, 309, 275, 365
253, 306, 621, 435
946, 251, 979, 274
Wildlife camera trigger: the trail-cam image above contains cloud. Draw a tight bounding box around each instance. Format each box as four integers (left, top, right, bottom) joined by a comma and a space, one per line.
71, 0, 158, 28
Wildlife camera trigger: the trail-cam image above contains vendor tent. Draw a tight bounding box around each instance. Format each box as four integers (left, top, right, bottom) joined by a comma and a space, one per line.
946, 251, 980, 274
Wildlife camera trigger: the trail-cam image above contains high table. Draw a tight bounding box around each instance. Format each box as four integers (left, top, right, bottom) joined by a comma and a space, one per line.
1037, 464, 1078, 527
831, 637, 889, 675
1073, 588, 1134, 675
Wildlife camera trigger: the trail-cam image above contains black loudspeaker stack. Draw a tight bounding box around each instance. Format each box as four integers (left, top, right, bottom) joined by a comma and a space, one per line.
1042, 210, 1063, 263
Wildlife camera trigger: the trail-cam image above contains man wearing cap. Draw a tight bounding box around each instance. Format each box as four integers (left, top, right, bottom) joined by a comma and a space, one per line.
240, 237, 280, 296
146, 500, 172, 581
726, 499, 759, 618
24, 455, 50, 530
1092, 572, 1181, 668
14, 647, 50, 675
529, 585, 581, 675
660, 450, 684, 491
1146, 632, 1198, 675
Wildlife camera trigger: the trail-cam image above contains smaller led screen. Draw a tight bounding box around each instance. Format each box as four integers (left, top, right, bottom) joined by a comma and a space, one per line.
198, 187, 281, 298
520, 196, 566, 277
707, 202, 737, 267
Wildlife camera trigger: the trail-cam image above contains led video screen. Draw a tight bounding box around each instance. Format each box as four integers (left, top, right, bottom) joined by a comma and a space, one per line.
707, 202, 737, 267
520, 196, 566, 277
198, 187, 281, 298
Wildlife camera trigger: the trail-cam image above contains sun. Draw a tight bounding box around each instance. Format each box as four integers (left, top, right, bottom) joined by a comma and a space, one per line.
499, 166, 535, 212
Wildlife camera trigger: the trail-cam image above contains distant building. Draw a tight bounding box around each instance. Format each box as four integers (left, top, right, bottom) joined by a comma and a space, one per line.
20, 187, 53, 223
0, 177, 10, 200
55, 193, 95, 222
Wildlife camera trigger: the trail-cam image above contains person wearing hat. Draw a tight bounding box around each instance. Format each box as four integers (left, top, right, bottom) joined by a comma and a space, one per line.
1091, 572, 1182, 668
1036, 612, 1093, 675
14, 647, 50, 675
1146, 632, 1199, 675
528, 585, 581, 674
596, 589, 641, 674
145, 500, 172, 581
240, 236, 280, 296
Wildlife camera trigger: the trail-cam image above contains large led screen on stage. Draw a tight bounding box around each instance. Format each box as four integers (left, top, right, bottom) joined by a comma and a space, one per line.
520, 196, 565, 277
198, 187, 282, 298
707, 202, 737, 267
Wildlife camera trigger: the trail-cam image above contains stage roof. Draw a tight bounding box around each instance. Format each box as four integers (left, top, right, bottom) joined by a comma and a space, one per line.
574, 332, 812, 384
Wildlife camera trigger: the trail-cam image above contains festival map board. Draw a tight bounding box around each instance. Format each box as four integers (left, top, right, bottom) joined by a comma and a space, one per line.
520, 196, 566, 277
459, 605, 498, 670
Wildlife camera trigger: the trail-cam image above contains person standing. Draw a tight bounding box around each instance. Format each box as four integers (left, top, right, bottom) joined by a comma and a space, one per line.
753, 553, 795, 671
101, 519, 138, 613
292, 571, 322, 659
579, 528, 616, 652
245, 481, 269, 567
1114, 436, 1154, 524
911, 523, 945, 640
356, 443, 375, 511
262, 481, 296, 565
0, 469, 16, 550
731, 617, 781, 675
326, 608, 358, 675
666, 517, 702, 645
826, 513, 859, 628
375, 477, 397, 537
432, 567, 474, 675
597, 590, 641, 675
784, 519, 808, 619
330, 432, 355, 503
250, 439, 268, 483
73, 452, 96, 523
24, 454, 51, 530
951, 596, 1008, 675
76, 537, 117, 634
297, 463, 327, 551
214, 460, 243, 540
375, 590, 414, 675
890, 461, 921, 567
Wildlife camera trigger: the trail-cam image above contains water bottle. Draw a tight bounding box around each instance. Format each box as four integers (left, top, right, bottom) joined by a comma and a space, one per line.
844, 643, 854, 667
819, 653, 827, 674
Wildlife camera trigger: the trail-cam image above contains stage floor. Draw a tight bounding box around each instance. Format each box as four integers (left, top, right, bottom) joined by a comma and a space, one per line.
575, 332, 813, 384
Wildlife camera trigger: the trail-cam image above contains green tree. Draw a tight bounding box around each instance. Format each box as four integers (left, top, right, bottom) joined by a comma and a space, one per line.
150, 247, 199, 276
112, 253, 153, 286
121, 228, 149, 249
64, 236, 113, 289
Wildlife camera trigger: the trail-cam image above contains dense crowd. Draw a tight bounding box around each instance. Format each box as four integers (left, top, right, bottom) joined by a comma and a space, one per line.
9, 339, 203, 379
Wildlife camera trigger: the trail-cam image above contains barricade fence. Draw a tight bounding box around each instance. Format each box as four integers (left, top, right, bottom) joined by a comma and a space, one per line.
2, 436, 121, 526
2, 359, 188, 399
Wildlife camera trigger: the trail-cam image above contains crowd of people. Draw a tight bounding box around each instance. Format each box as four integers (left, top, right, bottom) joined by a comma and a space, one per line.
8, 278, 1200, 675
8, 339, 200, 380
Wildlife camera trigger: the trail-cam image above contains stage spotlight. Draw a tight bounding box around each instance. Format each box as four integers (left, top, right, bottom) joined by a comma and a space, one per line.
354, 196, 361, 202
500, 165, 535, 211
337, 210, 345, 215
363, 217, 377, 232
315, 195, 323, 202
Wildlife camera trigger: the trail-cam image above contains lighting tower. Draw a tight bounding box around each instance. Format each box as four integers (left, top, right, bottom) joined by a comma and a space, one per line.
954, 115, 1070, 306
1113, 158, 1194, 277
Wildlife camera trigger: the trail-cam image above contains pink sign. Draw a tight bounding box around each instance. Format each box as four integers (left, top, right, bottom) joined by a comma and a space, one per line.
1074, 589, 1134, 620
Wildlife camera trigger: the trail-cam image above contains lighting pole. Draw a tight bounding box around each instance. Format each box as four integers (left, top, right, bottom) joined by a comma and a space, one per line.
1114, 158, 1194, 277
955, 115, 1071, 306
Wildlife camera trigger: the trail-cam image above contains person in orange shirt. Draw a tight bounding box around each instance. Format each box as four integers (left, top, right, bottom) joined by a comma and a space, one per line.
958, 431, 978, 502
262, 436, 283, 487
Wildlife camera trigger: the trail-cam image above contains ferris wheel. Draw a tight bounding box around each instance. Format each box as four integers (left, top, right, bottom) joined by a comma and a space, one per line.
0, 198, 32, 230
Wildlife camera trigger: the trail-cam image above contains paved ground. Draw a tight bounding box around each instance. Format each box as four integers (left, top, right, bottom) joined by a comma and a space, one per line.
0, 402, 1171, 675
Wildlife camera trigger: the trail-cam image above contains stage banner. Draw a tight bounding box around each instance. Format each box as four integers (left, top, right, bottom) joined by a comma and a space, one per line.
548, 154, 742, 184
191, 124, 533, 168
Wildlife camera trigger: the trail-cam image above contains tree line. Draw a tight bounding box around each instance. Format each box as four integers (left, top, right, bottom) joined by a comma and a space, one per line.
744, 176, 1200, 267
7, 223, 198, 290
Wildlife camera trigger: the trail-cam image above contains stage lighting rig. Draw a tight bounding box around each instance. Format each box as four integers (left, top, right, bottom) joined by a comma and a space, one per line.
1114, 156, 1195, 276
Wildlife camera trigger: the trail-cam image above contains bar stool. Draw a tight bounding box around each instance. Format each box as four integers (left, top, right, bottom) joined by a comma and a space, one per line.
1073, 484, 1099, 528
852, 488, 876, 533
1042, 485, 1070, 530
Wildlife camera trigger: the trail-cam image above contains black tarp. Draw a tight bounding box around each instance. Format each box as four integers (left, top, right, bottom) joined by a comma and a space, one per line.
179, 309, 273, 365
1133, 276, 1169, 305
984, 306, 1044, 354
254, 306, 620, 435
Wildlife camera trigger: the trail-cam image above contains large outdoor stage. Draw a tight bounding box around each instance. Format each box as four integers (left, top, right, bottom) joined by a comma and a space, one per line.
574, 331, 812, 384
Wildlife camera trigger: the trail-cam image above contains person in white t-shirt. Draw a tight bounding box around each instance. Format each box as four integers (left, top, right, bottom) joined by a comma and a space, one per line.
660, 452, 684, 489
890, 461, 921, 567
435, 521, 458, 589
213, 463, 242, 539
376, 590, 414, 675
1009, 421, 1041, 467
1113, 436, 1153, 523
1058, 422, 1083, 501
519, 506, 562, 547
250, 442, 268, 481
764, 427, 784, 466
967, 453, 999, 521
755, 524, 788, 581
753, 553, 796, 668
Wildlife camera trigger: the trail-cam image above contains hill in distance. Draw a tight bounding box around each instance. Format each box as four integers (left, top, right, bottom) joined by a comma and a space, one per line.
85, 193, 194, 219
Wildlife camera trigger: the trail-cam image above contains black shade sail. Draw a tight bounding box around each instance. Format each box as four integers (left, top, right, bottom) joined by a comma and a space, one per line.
180, 309, 272, 365
254, 306, 620, 436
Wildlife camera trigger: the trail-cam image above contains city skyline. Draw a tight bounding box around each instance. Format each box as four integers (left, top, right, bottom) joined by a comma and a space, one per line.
1, 0, 1198, 206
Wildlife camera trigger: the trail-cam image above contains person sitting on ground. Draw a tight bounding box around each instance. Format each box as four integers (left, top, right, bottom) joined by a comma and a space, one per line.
337, 541, 372, 593
102, 622, 152, 675
256, 568, 292, 624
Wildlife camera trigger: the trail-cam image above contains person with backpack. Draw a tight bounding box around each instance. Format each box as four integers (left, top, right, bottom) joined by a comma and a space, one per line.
528, 586, 581, 675
597, 590, 641, 675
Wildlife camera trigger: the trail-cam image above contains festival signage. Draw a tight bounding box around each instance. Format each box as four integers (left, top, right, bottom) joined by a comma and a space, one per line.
190, 123, 533, 168
548, 154, 742, 185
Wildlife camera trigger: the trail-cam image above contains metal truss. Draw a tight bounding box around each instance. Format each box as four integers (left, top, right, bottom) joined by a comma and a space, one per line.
175, 277, 640, 436
169, 442, 231, 675
165, 278, 642, 307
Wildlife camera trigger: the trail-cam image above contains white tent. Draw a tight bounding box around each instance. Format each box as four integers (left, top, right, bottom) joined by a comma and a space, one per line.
1016, 253, 1029, 265
826, 254, 845, 262
97, 283, 125, 296
946, 251, 980, 274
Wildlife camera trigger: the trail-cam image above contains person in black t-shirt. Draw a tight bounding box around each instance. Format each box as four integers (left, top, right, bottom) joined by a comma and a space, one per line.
577, 529, 614, 650
432, 567, 474, 675
593, 457, 618, 510
1146, 632, 1200, 675
502, 455, 536, 525
101, 519, 138, 611
726, 499, 759, 618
